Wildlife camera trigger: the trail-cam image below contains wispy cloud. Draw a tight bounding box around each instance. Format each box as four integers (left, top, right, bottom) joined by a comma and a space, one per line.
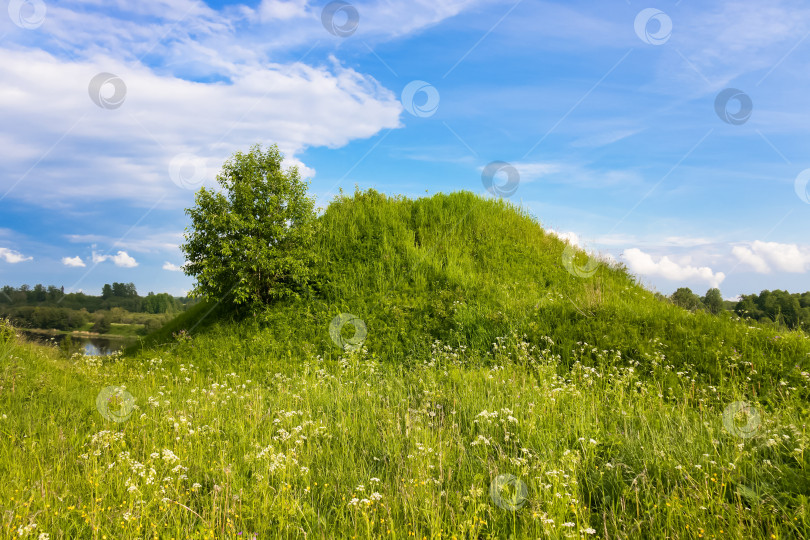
570, 129, 642, 148
661, 236, 718, 248
503, 161, 642, 188
66, 231, 184, 254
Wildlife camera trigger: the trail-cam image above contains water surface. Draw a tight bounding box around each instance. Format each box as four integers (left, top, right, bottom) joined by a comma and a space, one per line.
21, 331, 136, 356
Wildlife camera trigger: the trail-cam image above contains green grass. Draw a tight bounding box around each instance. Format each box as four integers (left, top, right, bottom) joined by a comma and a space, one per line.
77, 322, 94, 333
1, 190, 809, 539
106, 323, 146, 338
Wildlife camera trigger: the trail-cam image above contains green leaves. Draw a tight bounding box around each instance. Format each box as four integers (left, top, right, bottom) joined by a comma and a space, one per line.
181, 144, 318, 312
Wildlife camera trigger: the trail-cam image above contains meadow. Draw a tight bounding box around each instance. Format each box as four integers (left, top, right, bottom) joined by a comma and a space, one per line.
1, 190, 809, 539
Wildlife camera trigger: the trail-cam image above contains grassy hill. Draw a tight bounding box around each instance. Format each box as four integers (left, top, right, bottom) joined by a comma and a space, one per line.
2, 190, 809, 539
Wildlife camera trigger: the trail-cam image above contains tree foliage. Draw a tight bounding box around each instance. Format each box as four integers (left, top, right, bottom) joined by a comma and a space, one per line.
702, 288, 724, 315
181, 144, 319, 311
666, 285, 810, 332
670, 287, 704, 311
735, 289, 810, 330
142, 292, 179, 314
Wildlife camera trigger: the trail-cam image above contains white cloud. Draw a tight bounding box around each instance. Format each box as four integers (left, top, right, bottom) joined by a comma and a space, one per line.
622, 247, 726, 288
0, 49, 402, 207
547, 229, 581, 247
0, 247, 31, 263
92, 250, 138, 268
111, 251, 138, 268
163, 262, 184, 272
32, 0, 483, 58
259, 0, 309, 21
731, 245, 770, 273
548, 230, 618, 266
0, 0, 487, 204
0, 0, 489, 211
62, 256, 86, 267
732, 241, 810, 274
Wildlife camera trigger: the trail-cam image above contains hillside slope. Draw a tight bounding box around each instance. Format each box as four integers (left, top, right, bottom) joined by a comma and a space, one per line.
150, 189, 810, 403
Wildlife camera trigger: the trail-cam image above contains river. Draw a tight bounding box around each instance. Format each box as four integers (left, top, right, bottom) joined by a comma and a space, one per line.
21, 330, 136, 356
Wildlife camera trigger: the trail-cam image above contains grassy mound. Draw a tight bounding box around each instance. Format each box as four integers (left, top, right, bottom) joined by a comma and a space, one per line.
144, 190, 810, 403
1, 191, 808, 539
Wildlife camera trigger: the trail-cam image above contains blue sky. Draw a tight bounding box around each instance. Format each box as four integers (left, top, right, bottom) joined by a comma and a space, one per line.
1, 0, 809, 298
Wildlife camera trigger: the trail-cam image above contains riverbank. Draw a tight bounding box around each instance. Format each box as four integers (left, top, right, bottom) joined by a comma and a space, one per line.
19, 328, 138, 356
20, 326, 142, 340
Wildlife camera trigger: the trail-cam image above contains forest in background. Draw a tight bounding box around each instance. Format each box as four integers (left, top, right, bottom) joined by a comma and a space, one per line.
0, 282, 194, 334
665, 287, 810, 332
2, 281, 808, 335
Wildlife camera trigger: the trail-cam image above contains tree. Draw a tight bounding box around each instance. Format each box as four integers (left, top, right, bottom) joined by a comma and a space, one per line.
33, 284, 46, 302
735, 295, 762, 319
47, 285, 62, 302
102, 284, 113, 299
670, 287, 703, 311
111, 282, 137, 298
702, 288, 724, 315
181, 144, 319, 311
92, 314, 111, 334
0, 286, 12, 303
142, 292, 177, 314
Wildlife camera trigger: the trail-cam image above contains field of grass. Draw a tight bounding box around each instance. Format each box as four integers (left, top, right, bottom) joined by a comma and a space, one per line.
1, 191, 809, 539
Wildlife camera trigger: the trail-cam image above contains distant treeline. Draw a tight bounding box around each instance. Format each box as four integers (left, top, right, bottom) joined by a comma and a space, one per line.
666, 287, 810, 332
0, 282, 195, 332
